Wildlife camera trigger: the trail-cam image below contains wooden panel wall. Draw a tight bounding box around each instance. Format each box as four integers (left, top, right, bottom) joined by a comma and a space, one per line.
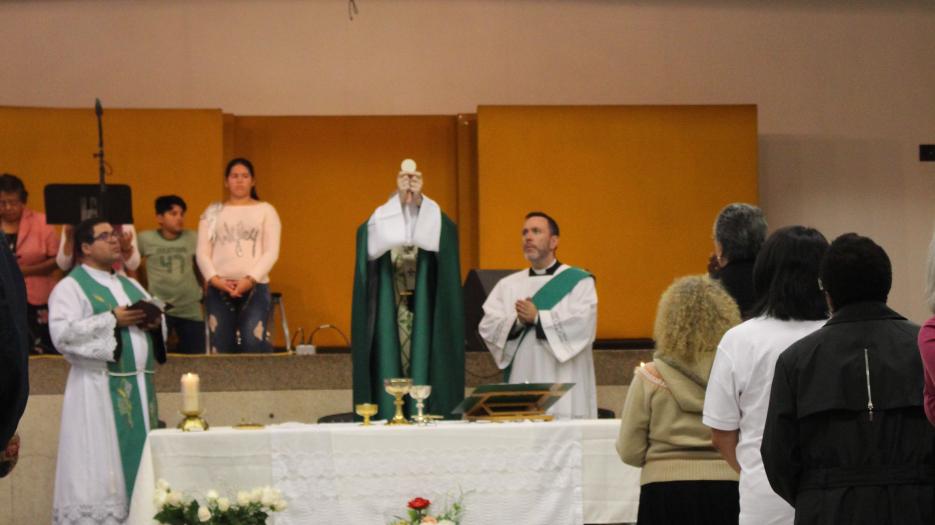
1, 105, 756, 344
0, 106, 223, 248
231, 116, 461, 346
477, 105, 758, 339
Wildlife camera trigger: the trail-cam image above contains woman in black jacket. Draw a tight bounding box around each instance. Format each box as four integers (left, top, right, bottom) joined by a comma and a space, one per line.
762, 233, 935, 524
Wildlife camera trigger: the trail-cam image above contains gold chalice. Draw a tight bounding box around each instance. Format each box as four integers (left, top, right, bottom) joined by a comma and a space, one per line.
409, 385, 432, 425
384, 377, 412, 425
355, 403, 378, 426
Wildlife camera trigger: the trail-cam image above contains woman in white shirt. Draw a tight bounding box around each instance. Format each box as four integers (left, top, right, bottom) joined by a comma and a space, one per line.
703, 226, 829, 525
196, 158, 281, 353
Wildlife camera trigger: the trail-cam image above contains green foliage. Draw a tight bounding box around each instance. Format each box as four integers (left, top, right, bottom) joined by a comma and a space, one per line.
155, 500, 273, 525
388, 490, 468, 525
153, 482, 285, 525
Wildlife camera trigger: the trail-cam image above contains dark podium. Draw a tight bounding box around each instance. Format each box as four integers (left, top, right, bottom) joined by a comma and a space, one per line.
462, 268, 517, 352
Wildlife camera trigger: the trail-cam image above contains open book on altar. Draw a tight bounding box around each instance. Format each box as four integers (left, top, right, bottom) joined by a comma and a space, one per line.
452, 382, 575, 422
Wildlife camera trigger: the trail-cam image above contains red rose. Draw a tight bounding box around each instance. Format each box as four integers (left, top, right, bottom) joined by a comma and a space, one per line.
408, 497, 431, 510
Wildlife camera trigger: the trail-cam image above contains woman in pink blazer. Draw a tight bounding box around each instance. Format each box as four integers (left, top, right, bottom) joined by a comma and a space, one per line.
0, 174, 59, 353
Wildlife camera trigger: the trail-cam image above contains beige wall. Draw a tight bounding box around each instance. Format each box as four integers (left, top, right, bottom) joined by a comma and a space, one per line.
2, 0, 934, 320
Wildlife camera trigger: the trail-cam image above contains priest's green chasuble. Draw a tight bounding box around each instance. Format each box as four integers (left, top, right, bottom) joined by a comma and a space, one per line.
351, 214, 465, 421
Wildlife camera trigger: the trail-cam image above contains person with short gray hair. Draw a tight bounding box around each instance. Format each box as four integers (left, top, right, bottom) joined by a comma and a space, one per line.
711, 203, 767, 318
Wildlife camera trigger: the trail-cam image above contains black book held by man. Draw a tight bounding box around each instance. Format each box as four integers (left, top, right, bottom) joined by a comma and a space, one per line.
127, 298, 172, 325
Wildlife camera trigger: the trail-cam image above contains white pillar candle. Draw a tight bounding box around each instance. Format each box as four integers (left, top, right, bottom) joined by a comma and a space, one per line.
181, 373, 200, 413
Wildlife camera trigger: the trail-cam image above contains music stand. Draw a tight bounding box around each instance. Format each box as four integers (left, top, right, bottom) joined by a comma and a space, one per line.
452, 382, 575, 422
43, 184, 133, 225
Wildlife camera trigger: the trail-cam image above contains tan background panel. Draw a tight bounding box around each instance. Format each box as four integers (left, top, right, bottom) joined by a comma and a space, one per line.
478, 105, 758, 338
230, 115, 462, 345
0, 106, 224, 245
4, 106, 756, 342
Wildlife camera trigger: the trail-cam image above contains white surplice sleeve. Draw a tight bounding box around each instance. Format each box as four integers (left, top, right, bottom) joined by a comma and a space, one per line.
56, 229, 73, 271
539, 277, 597, 363
478, 278, 522, 369
48, 278, 118, 363
121, 224, 141, 271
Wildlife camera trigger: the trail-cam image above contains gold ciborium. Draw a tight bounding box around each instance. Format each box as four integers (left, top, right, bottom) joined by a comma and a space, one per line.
384, 378, 412, 425
409, 385, 432, 425
355, 403, 378, 426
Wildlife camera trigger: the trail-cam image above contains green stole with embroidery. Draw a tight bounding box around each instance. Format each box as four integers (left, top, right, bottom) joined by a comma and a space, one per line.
69, 265, 157, 500
504, 267, 593, 381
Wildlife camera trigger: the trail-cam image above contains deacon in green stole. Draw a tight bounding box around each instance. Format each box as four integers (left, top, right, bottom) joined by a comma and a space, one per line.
50, 219, 168, 524
478, 212, 599, 419
351, 160, 465, 421
69, 265, 162, 499
502, 266, 594, 381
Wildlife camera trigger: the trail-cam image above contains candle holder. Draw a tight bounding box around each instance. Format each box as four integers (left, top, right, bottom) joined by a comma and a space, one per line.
178, 408, 209, 432
179, 372, 203, 430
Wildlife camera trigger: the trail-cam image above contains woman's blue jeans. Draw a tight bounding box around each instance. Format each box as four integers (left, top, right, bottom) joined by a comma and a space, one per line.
205, 283, 272, 353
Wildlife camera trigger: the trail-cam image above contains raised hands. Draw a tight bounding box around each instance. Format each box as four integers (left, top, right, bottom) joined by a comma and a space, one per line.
515, 297, 539, 325
397, 159, 423, 205
118, 229, 134, 258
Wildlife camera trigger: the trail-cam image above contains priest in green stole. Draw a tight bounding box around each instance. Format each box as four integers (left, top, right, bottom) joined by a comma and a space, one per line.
352, 159, 465, 421
479, 212, 598, 419
48, 218, 166, 524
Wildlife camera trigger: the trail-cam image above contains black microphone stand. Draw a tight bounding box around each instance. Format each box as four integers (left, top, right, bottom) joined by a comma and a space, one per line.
94, 98, 106, 218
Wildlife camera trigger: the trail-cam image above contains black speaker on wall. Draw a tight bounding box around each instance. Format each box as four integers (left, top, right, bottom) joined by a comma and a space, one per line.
462, 269, 518, 352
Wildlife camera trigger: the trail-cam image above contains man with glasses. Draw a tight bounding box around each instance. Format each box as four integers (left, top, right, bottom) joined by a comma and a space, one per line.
47, 217, 167, 523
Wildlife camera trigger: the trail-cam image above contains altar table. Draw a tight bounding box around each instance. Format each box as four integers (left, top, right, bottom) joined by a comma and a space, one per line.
128, 419, 640, 524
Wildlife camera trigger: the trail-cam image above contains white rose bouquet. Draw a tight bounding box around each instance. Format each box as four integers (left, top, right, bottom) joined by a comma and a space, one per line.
153, 479, 287, 524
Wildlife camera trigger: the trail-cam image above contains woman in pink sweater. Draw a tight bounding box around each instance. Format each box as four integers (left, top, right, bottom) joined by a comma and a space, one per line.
197, 158, 281, 353
920, 232, 935, 425
0, 174, 59, 354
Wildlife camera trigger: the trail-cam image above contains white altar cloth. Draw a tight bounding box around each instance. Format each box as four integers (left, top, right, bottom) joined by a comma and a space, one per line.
128, 419, 640, 524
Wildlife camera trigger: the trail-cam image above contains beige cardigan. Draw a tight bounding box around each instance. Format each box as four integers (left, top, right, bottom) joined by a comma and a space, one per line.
616, 360, 738, 485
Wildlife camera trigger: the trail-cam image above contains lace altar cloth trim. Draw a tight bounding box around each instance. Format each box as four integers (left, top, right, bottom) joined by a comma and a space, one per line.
270, 423, 584, 524
53, 502, 128, 525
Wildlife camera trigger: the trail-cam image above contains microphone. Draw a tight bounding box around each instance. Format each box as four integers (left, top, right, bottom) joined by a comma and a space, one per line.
95, 98, 103, 117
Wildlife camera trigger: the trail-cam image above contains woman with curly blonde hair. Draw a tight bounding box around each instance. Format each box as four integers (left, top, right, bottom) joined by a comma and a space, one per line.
617, 275, 742, 524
